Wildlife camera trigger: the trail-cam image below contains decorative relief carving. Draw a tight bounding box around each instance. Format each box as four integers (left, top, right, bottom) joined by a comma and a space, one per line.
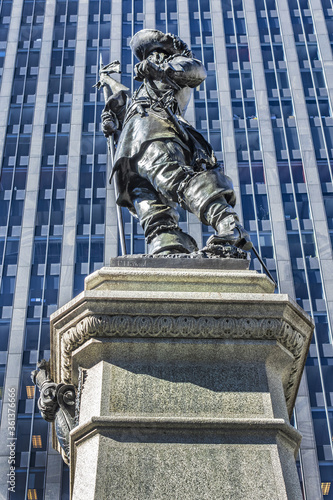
31, 360, 76, 464
60, 314, 306, 394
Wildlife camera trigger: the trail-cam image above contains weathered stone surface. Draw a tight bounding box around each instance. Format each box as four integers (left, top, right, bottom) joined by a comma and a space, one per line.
72, 424, 300, 500
73, 340, 291, 423
49, 265, 313, 499
84, 265, 272, 293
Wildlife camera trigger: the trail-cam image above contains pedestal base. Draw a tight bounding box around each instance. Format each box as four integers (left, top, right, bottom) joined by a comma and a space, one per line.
72, 417, 301, 500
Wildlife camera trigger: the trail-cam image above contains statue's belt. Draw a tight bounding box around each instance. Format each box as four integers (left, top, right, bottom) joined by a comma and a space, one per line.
123, 99, 150, 125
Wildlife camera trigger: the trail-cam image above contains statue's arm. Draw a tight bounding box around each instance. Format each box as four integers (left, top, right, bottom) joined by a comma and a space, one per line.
163, 56, 207, 88
101, 90, 129, 137
104, 90, 128, 122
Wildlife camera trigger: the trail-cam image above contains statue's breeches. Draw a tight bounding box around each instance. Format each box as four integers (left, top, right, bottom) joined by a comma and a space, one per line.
117, 139, 236, 245
136, 140, 191, 203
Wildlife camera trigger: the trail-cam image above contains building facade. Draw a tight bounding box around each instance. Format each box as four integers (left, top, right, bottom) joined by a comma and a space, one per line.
0, 0, 332, 498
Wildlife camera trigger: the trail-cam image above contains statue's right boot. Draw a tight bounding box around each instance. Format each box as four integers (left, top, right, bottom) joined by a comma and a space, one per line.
205, 214, 253, 251
131, 186, 198, 255
179, 169, 252, 251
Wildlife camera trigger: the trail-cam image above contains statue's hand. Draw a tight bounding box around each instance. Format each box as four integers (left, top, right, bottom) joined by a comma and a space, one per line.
101, 110, 118, 137
134, 59, 164, 81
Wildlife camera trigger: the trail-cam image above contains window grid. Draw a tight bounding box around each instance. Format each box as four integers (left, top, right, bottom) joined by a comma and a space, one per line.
257, 0, 332, 334
257, 0, 325, 314
0, 238, 19, 320
254, 2, 298, 290
14, 2, 77, 499
274, 0, 333, 490
155, 0, 178, 35
74, 0, 110, 293
0, 0, 46, 326
319, 0, 333, 51
0, 0, 13, 86
29, 0, 76, 317
285, 1, 333, 320
0, 0, 44, 436
290, 2, 333, 343
289, 0, 333, 240
220, 0, 276, 279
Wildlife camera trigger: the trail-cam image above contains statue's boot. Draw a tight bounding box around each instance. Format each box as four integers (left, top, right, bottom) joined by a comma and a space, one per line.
148, 228, 198, 255
131, 186, 198, 255
204, 203, 253, 251
179, 169, 252, 251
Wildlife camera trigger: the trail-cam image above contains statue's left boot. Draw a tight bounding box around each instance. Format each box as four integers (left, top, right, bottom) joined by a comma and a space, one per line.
179, 169, 252, 252
148, 228, 198, 255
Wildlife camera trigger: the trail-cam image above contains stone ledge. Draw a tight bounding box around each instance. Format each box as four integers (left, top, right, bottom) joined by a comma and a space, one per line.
84, 266, 274, 294
71, 415, 302, 443
52, 290, 311, 331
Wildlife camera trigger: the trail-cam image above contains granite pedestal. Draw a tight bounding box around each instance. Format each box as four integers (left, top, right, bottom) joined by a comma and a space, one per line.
50, 260, 313, 499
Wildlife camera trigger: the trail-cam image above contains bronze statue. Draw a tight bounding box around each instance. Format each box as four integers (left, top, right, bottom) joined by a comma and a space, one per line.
101, 29, 252, 256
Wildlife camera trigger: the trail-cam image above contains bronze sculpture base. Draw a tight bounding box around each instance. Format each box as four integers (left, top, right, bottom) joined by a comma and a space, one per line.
110, 247, 250, 270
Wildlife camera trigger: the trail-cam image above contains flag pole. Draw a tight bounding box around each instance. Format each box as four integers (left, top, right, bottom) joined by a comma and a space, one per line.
97, 55, 127, 256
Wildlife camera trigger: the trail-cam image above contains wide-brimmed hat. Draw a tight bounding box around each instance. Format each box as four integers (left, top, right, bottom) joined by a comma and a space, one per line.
130, 29, 191, 61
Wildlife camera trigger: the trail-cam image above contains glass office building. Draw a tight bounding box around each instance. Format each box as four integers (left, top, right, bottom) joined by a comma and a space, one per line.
0, 0, 332, 498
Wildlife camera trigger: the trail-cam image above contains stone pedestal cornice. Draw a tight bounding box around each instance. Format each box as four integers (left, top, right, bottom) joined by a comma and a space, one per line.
60, 312, 306, 414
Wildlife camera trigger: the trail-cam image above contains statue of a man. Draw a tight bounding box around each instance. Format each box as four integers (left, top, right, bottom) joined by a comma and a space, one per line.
102, 29, 252, 256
